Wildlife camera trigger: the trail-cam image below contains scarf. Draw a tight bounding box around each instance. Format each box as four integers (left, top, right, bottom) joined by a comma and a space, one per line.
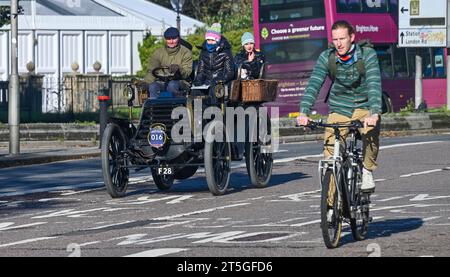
336, 44, 357, 65
205, 40, 220, 53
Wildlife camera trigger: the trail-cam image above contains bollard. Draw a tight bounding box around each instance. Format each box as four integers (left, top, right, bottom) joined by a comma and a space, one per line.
98, 88, 110, 147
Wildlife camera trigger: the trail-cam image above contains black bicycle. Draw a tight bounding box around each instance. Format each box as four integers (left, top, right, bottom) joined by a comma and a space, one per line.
307, 120, 372, 248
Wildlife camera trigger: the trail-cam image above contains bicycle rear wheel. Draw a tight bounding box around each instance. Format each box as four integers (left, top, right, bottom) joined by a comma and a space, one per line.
320, 169, 343, 249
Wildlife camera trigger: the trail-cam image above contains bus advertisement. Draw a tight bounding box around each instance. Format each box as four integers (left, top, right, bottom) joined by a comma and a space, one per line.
253, 0, 447, 117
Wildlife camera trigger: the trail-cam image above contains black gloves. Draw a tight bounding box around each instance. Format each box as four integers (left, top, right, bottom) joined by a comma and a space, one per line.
169, 64, 180, 74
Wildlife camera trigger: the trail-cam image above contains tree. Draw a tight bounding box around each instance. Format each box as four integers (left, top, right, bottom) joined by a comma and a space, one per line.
0, 5, 24, 29
148, 0, 253, 31
0, 6, 11, 28
136, 32, 164, 78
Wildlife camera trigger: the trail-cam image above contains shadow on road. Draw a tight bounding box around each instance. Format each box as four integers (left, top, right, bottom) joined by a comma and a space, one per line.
150, 171, 311, 195
340, 218, 424, 246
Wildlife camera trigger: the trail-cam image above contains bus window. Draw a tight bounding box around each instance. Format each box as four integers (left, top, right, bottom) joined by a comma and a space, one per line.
261, 39, 327, 64
375, 46, 393, 78
433, 48, 446, 78
420, 48, 433, 78
406, 48, 416, 78
407, 48, 446, 78
362, 0, 389, 13
259, 0, 325, 22
392, 47, 408, 78
261, 0, 284, 5
336, 0, 362, 13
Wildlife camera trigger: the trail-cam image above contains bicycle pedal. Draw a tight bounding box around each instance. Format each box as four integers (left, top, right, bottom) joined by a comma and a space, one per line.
369, 217, 373, 223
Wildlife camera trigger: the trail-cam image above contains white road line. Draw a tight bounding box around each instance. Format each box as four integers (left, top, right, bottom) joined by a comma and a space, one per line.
60, 188, 104, 196
290, 219, 321, 227
0, 237, 57, 248
0, 182, 104, 198
423, 216, 441, 222
78, 241, 102, 247
377, 195, 414, 202
0, 222, 47, 231
380, 141, 443, 150
400, 169, 443, 178
124, 248, 188, 257
87, 221, 135, 230
153, 203, 251, 221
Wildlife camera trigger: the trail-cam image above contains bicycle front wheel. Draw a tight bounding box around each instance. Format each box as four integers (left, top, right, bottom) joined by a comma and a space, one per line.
320, 169, 343, 249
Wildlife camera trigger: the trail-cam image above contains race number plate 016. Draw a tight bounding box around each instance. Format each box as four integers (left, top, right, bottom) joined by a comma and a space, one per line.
149, 128, 166, 148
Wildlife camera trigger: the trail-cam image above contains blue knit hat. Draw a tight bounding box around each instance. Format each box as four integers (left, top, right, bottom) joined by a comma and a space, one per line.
164, 27, 180, 39
241, 32, 255, 46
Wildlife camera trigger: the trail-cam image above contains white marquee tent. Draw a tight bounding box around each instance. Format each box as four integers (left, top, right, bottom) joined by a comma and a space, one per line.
0, 0, 204, 111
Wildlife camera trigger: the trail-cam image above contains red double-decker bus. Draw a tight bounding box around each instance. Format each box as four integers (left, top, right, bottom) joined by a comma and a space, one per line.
253, 0, 447, 116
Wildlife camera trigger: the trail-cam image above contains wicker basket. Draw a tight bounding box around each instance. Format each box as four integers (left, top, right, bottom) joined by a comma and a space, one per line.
241, 79, 278, 103
230, 79, 241, 102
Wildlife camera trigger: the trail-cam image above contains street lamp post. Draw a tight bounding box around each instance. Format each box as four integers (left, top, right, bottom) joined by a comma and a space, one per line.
170, 0, 185, 31
9, 0, 20, 155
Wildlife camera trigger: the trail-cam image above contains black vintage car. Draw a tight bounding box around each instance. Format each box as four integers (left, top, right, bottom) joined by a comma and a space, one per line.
101, 65, 276, 197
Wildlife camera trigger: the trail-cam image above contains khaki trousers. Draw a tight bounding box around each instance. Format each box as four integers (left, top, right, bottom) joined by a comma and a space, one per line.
324, 109, 380, 171
324, 109, 380, 207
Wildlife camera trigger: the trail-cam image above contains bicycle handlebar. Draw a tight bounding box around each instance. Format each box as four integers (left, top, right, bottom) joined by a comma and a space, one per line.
296, 119, 364, 130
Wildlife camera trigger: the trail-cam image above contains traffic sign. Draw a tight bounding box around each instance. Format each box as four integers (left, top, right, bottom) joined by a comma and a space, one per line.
398, 0, 448, 47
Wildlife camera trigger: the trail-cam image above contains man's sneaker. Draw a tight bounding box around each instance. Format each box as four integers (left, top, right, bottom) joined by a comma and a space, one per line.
361, 168, 376, 193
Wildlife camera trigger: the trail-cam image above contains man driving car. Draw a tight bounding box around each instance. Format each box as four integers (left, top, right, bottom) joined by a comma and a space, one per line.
144, 27, 193, 98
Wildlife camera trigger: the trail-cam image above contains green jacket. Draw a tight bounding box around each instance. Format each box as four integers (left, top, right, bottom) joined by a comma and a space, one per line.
300, 44, 382, 117
144, 44, 193, 83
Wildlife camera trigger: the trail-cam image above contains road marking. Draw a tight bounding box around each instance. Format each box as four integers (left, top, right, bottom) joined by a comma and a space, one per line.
0, 222, 47, 231
380, 141, 443, 150
32, 208, 109, 219
410, 194, 450, 201
377, 195, 415, 202
290, 219, 322, 227
400, 169, 443, 178
38, 198, 80, 202
166, 195, 194, 204
124, 248, 188, 257
0, 237, 57, 248
423, 216, 441, 222
60, 188, 104, 196
87, 221, 136, 230
144, 218, 209, 229
153, 203, 251, 221
270, 190, 321, 202
116, 195, 194, 205
78, 241, 102, 247
0, 182, 104, 198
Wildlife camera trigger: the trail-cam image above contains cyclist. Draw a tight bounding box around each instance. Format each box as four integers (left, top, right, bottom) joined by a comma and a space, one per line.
144, 27, 193, 99
297, 20, 381, 193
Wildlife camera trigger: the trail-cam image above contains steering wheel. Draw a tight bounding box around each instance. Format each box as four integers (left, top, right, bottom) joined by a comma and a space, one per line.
152, 66, 176, 83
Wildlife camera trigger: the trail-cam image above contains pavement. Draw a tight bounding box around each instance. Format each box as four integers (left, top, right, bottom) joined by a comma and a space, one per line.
0, 141, 100, 168
0, 112, 449, 168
